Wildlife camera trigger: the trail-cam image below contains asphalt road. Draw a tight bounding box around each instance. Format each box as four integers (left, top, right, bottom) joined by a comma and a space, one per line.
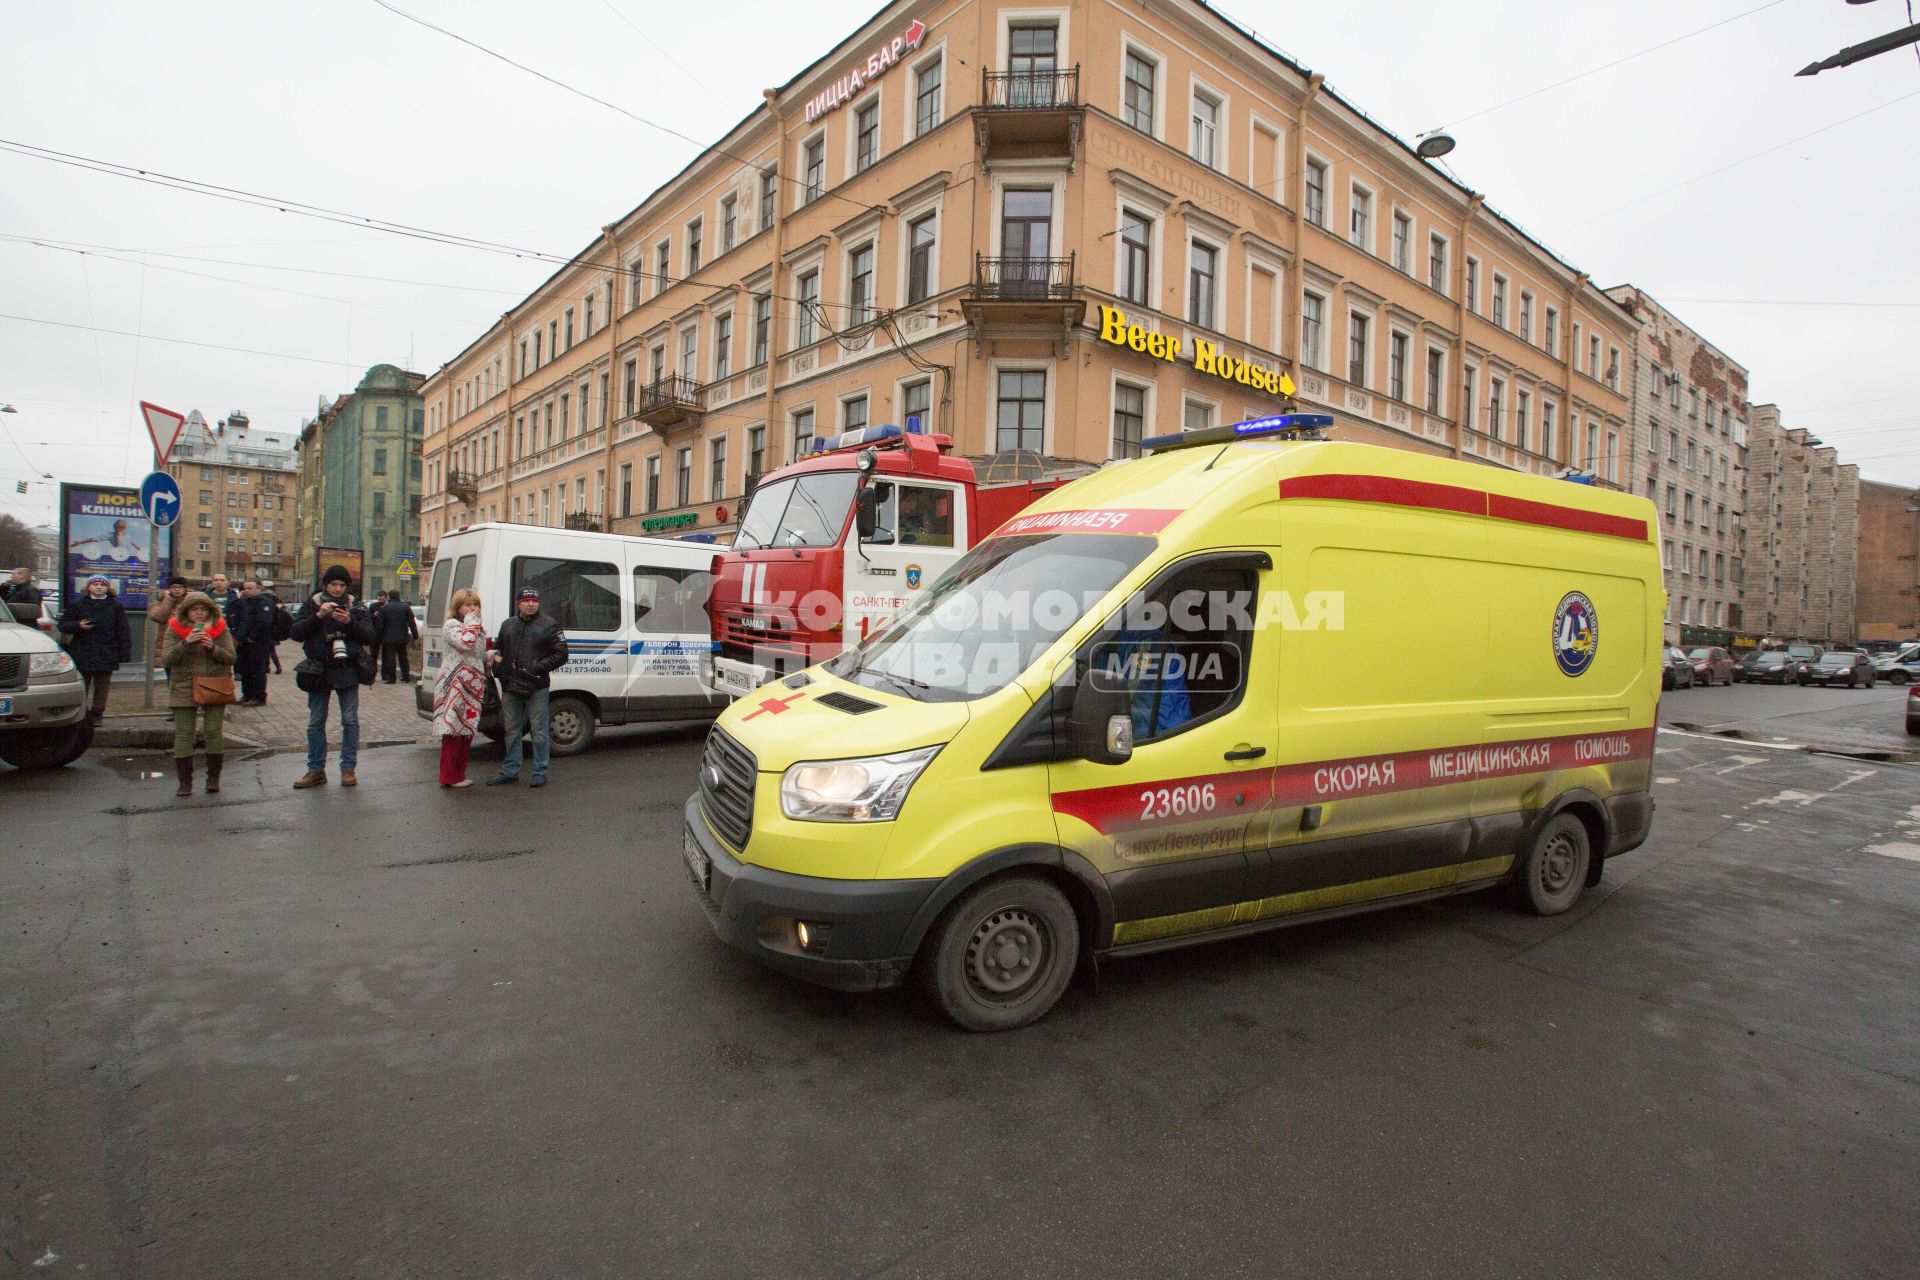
4, 694, 1919, 1278
1659, 675, 1916, 756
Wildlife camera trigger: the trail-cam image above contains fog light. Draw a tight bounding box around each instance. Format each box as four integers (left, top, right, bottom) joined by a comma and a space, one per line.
795, 921, 834, 953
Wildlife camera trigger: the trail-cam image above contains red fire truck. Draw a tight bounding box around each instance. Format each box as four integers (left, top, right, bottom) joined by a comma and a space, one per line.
707, 423, 1085, 699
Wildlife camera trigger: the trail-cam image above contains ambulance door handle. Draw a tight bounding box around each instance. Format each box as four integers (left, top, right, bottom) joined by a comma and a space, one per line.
1224, 745, 1267, 761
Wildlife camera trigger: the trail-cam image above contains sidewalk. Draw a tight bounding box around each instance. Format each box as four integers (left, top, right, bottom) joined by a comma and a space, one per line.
98, 656, 433, 753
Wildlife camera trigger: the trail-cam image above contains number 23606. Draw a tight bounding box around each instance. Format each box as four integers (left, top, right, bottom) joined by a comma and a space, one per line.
1139, 783, 1216, 821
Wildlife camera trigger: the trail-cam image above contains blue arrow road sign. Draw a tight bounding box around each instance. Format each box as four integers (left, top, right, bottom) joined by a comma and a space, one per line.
140, 470, 182, 527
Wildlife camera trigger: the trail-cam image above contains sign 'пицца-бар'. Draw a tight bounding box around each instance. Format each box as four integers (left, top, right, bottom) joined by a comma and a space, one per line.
1097, 305, 1297, 398
804, 20, 927, 123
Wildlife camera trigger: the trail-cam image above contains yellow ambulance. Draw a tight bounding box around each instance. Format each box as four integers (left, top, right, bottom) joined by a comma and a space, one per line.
683, 418, 1663, 1030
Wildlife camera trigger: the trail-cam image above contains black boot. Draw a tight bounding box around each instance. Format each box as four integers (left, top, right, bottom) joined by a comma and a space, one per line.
174, 756, 194, 798
205, 754, 224, 795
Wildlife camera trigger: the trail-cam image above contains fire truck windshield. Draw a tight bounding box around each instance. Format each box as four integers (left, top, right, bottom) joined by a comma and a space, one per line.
733, 473, 859, 550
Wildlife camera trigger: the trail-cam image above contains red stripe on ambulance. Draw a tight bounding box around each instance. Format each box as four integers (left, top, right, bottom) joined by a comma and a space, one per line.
1278, 473, 1650, 543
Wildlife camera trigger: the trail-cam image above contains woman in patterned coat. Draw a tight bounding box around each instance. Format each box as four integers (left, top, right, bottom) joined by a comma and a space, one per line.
434, 589, 488, 788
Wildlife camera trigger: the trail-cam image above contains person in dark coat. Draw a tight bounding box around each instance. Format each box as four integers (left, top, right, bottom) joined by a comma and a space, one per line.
230, 578, 277, 706
3, 567, 39, 608
376, 591, 419, 683
485, 587, 569, 788
57, 574, 132, 722
289, 564, 376, 790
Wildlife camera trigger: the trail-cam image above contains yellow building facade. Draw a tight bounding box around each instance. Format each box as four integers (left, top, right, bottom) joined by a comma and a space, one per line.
421, 0, 1635, 557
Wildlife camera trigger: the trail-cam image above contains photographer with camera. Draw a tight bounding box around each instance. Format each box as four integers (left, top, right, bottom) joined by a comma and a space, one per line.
484, 587, 569, 789
289, 563, 375, 790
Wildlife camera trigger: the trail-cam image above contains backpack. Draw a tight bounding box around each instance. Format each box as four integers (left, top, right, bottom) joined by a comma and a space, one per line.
271, 604, 293, 643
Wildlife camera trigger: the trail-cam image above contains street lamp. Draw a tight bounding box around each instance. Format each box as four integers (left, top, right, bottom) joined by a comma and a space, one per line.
1414, 130, 1456, 159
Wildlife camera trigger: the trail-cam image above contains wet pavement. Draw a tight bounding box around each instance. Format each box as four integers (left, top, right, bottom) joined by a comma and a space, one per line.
1660, 677, 1917, 758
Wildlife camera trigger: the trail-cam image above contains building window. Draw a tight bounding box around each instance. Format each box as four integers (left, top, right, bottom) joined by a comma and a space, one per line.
655, 241, 671, 295
1007, 22, 1058, 99
1388, 331, 1408, 402
1119, 209, 1152, 306
842, 394, 869, 434
1465, 256, 1479, 313
1347, 313, 1370, 387
721, 195, 737, 254
902, 379, 932, 433
1425, 348, 1444, 414
995, 369, 1047, 451
678, 328, 698, 383
848, 242, 875, 322
620, 463, 633, 517
854, 100, 880, 172
915, 57, 943, 136
1685, 492, 1696, 524
1000, 188, 1052, 268
1491, 275, 1507, 328
1607, 431, 1620, 483
1463, 366, 1477, 433
373, 448, 388, 476
1113, 383, 1146, 459
1607, 346, 1621, 390
650, 344, 666, 385
1542, 401, 1558, 461
1592, 334, 1604, 380
585, 294, 596, 336
803, 136, 825, 202
1304, 159, 1327, 228
1183, 399, 1214, 433
792, 407, 815, 457
675, 448, 692, 507
533, 330, 543, 367
710, 436, 728, 501
796, 270, 819, 345
1301, 292, 1325, 370
1188, 240, 1218, 328
1349, 185, 1372, 250
559, 393, 570, 439
752, 294, 772, 365
623, 359, 637, 416
1515, 389, 1530, 452
713, 313, 732, 382
1123, 51, 1156, 134
1487, 377, 1504, 441
1518, 292, 1534, 343
1544, 306, 1559, 355
1190, 88, 1220, 167
645, 456, 661, 512
1391, 211, 1411, 273
902, 213, 939, 305
686, 219, 703, 275
1428, 232, 1447, 293
760, 168, 778, 230
748, 425, 766, 479
1586, 423, 1600, 471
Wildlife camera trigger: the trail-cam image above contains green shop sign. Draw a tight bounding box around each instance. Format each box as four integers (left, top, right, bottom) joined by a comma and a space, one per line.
641, 512, 699, 532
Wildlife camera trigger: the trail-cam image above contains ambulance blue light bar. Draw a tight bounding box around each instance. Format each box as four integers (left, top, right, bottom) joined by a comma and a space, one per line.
1141, 413, 1335, 453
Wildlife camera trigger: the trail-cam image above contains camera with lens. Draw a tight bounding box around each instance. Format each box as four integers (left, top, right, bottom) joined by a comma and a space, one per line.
329, 634, 349, 663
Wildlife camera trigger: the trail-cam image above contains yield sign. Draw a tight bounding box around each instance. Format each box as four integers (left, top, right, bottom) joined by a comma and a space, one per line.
139, 401, 187, 467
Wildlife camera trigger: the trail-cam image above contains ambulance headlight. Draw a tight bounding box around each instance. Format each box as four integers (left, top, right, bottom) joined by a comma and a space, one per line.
780, 746, 940, 822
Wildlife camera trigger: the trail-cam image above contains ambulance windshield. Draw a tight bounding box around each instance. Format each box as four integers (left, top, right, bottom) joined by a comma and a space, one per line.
734, 473, 859, 550
828, 532, 1155, 702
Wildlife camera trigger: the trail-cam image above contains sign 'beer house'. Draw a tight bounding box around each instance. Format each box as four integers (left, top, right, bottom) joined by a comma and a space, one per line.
1097, 305, 1297, 398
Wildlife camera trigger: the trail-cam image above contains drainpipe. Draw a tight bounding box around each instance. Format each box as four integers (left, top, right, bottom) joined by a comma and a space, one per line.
1452, 193, 1482, 459
759, 88, 789, 470
1281, 73, 1323, 389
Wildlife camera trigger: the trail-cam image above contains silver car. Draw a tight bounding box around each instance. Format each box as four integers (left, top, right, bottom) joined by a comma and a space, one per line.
0, 600, 93, 769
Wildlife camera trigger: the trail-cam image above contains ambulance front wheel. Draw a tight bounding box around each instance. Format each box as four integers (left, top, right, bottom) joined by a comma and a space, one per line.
921, 876, 1079, 1032
1511, 813, 1591, 916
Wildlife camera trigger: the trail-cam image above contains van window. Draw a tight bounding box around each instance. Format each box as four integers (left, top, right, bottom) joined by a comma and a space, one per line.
511, 556, 621, 632
450, 555, 478, 606
634, 566, 710, 634
1097, 559, 1256, 742
425, 559, 454, 626
863, 482, 956, 548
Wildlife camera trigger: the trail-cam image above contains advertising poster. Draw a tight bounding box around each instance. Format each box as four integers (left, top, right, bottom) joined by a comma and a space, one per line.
314, 546, 364, 595
60, 483, 171, 609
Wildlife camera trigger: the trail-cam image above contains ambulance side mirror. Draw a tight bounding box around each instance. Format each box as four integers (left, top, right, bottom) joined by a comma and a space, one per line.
1068, 678, 1132, 765
855, 486, 879, 539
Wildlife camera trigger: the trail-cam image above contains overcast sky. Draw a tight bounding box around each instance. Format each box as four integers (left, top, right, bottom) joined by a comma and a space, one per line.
4, 0, 1917, 530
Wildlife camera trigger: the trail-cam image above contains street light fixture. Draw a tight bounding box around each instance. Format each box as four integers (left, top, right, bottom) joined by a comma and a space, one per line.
1414, 130, 1456, 159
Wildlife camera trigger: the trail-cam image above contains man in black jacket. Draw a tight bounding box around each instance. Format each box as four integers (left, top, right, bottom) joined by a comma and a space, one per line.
376, 591, 419, 683
2, 567, 39, 609
289, 564, 376, 790
485, 587, 569, 788
230, 578, 277, 706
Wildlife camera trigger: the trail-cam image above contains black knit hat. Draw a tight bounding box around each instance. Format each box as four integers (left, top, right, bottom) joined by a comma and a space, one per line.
322, 564, 352, 585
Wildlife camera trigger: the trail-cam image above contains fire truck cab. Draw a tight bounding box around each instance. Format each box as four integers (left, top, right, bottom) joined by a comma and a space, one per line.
708, 423, 1073, 699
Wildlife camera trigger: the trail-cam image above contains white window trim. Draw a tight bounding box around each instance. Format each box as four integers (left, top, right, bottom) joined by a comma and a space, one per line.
1302, 151, 1331, 228
906, 40, 947, 139
653, 238, 672, 297
789, 250, 826, 347
677, 325, 699, 381
1544, 305, 1560, 357
1389, 205, 1414, 274
1346, 307, 1372, 388
894, 373, 937, 434
1184, 226, 1225, 331
838, 389, 873, 435
843, 236, 879, 321
996, 7, 1072, 71
1348, 180, 1375, 255
799, 130, 828, 203
1464, 254, 1481, 314
895, 200, 943, 309
1243, 259, 1284, 356
1112, 196, 1158, 310
1118, 38, 1166, 141
1427, 229, 1450, 297
987, 171, 1068, 258
1491, 272, 1509, 329
847, 87, 884, 175
1188, 73, 1228, 171
1181, 393, 1220, 432
710, 308, 735, 382
1386, 326, 1412, 402
1518, 290, 1535, 345
1248, 114, 1284, 199
1300, 287, 1329, 371
1110, 373, 1156, 459
986, 358, 1057, 454
1424, 345, 1448, 416
684, 217, 704, 277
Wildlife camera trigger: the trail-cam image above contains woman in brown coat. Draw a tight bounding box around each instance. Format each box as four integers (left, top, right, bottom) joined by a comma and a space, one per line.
161, 591, 237, 797
146, 574, 189, 669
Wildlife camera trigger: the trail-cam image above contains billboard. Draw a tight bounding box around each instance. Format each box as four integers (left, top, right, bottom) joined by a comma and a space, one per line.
314, 546, 364, 596
59, 483, 171, 609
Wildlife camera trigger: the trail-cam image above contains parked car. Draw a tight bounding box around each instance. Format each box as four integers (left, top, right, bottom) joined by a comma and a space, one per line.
1736, 650, 1810, 685
0, 601, 94, 770
1908, 684, 1920, 736
1806, 649, 1877, 688
1687, 646, 1735, 686
1662, 646, 1695, 690
1872, 643, 1920, 684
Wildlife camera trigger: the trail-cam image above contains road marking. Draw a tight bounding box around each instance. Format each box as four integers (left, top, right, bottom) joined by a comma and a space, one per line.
1833, 769, 1877, 790
1716, 754, 1768, 775
1659, 727, 1807, 752
1866, 841, 1920, 863
1750, 789, 1823, 808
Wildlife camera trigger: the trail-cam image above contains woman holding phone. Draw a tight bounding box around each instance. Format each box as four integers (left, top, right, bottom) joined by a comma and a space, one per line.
433, 589, 487, 788
58, 574, 132, 723
161, 590, 238, 797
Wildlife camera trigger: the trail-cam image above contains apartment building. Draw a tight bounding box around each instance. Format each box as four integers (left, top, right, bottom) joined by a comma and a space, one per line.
421, 0, 1636, 562
1602, 286, 1748, 639
294, 365, 426, 600
165, 412, 299, 587
1855, 478, 1920, 643
1743, 404, 1859, 644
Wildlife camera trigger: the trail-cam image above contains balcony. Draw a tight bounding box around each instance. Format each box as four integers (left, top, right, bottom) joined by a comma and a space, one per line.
565, 512, 603, 532
962, 253, 1084, 328
976, 66, 1082, 160
445, 470, 478, 505
634, 375, 706, 429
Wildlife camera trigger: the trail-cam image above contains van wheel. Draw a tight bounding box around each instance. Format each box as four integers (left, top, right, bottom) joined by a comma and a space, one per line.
546, 695, 596, 756
921, 876, 1078, 1032
0, 718, 94, 771
1892, 671, 1910, 685
1510, 813, 1591, 916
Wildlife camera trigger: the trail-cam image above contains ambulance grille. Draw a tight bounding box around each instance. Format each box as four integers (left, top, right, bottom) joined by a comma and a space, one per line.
699, 727, 757, 851
815, 691, 882, 715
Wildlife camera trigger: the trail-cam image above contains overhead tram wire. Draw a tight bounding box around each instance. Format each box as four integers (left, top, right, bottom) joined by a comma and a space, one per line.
0, 233, 528, 295
0, 312, 379, 370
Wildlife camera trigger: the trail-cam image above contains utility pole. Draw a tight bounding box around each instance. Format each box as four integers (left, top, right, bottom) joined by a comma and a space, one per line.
1796, 19, 1920, 76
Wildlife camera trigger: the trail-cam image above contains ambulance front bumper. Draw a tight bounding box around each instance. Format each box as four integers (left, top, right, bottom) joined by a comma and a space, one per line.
682, 797, 936, 992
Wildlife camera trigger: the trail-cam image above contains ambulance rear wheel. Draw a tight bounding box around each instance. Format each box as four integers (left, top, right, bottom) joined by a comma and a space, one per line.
921, 876, 1078, 1032
1511, 813, 1591, 916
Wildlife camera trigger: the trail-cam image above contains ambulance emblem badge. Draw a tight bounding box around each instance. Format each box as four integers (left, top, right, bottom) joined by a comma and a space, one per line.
1552, 591, 1598, 677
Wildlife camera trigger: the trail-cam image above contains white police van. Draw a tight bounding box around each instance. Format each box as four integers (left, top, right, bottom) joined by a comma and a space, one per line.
416, 523, 721, 753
